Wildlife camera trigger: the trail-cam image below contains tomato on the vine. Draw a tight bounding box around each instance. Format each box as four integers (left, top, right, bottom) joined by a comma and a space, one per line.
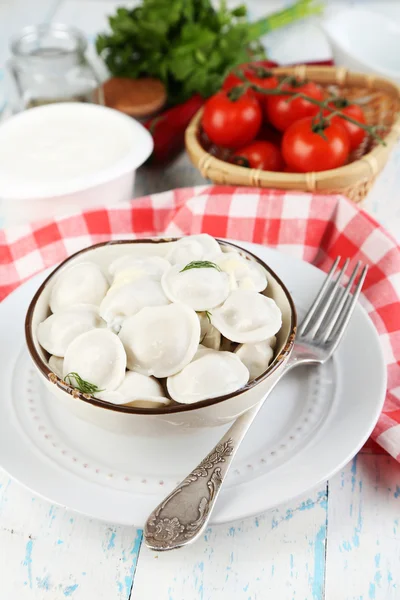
282, 116, 350, 172
223, 62, 279, 104
202, 89, 262, 149
266, 79, 324, 132
232, 141, 284, 171
325, 99, 367, 151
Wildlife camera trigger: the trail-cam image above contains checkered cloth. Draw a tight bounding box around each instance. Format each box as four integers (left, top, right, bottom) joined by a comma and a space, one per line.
1, 186, 399, 460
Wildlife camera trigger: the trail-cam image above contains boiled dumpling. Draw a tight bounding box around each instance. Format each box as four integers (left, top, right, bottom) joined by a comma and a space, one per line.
99, 279, 169, 332
214, 252, 267, 292
109, 256, 170, 287
37, 304, 104, 356
211, 290, 282, 343
166, 234, 222, 265
119, 303, 200, 377
95, 371, 170, 408
50, 262, 109, 313
167, 350, 249, 404
48, 355, 64, 378
235, 337, 276, 380
63, 329, 126, 391
161, 263, 229, 311
198, 312, 221, 350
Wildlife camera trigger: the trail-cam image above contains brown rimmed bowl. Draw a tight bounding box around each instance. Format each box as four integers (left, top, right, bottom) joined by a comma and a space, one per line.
25, 238, 297, 436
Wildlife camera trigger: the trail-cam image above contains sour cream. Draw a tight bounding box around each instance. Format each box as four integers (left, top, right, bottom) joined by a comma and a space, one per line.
0, 103, 153, 225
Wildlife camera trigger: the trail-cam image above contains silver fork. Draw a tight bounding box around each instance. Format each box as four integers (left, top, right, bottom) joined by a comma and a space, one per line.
144, 258, 368, 552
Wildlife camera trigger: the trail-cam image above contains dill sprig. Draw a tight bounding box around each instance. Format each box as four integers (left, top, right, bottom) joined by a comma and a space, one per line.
180, 261, 221, 273
205, 310, 212, 323
64, 372, 104, 395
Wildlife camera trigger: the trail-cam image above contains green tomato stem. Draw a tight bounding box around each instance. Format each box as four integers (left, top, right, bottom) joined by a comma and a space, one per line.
246, 80, 386, 145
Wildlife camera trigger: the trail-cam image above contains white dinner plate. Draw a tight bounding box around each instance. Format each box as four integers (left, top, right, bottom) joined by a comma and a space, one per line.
0, 242, 386, 526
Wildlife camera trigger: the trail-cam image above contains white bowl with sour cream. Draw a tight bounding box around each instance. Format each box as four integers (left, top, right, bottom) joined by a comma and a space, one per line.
0, 102, 153, 226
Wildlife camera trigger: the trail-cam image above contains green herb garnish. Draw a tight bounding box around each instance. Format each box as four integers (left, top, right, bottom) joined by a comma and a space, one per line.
96, 0, 323, 106
180, 261, 221, 273
64, 372, 104, 395
205, 310, 212, 323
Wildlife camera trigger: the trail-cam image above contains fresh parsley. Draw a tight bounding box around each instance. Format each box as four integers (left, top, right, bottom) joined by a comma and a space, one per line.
180, 260, 221, 273
96, 0, 322, 105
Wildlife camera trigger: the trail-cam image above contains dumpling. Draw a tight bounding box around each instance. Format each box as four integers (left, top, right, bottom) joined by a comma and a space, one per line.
50, 262, 109, 313
167, 350, 249, 404
119, 303, 200, 377
211, 290, 282, 343
95, 371, 170, 408
161, 263, 229, 311
109, 256, 170, 286
166, 234, 222, 265
198, 312, 221, 350
48, 355, 64, 378
235, 337, 276, 380
63, 329, 126, 392
214, 252, 268, 292
37, 304, 104, 356
99, 279, 169, 332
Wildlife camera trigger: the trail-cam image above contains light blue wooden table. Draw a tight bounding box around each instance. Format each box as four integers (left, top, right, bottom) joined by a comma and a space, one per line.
0, 1, 399, 599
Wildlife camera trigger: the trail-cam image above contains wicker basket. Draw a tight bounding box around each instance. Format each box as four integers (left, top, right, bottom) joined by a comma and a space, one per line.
185, 66, 400, 203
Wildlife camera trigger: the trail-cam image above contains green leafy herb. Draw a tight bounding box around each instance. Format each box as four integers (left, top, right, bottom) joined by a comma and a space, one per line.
180, 260, 221, 273
64, 372, 104, 395
205, 310, 212, 323
96, 0, 323, 106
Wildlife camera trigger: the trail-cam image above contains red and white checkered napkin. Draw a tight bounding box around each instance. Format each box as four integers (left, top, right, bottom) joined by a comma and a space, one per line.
1, 186, 399, 459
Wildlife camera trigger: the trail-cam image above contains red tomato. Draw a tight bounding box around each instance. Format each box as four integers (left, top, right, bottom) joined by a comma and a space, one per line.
326, 100, 367, 151
223, 62, 279, 104
202, 90, 262, 149
282, 117, 350, 172
266, 80, 324, 132
232, 141, 285, 171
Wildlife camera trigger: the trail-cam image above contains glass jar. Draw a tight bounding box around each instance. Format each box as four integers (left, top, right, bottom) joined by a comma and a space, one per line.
8, 23, 103, 111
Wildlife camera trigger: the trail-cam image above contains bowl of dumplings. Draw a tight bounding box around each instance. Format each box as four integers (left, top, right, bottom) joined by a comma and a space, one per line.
25, 235, 296, 436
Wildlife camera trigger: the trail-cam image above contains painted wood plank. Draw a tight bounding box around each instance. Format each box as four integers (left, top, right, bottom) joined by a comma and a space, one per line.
325, 454, 400, 600
132, 484, 328, 600
0, 469, 143, 600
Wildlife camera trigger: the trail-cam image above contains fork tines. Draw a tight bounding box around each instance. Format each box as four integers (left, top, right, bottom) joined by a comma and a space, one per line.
299, 257, 368, 345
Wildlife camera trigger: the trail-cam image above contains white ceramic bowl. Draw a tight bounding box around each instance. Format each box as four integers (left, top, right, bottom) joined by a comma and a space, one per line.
25, 239, 296, 436
0, 103, 153, 226
320, 8, 400, 83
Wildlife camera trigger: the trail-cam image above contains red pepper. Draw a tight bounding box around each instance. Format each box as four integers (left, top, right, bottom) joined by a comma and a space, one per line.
144, 94, 204, 165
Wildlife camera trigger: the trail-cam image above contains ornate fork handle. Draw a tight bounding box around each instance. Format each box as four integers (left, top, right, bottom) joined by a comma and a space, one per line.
144, 403, 260, 551
144, 350, 309, 551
